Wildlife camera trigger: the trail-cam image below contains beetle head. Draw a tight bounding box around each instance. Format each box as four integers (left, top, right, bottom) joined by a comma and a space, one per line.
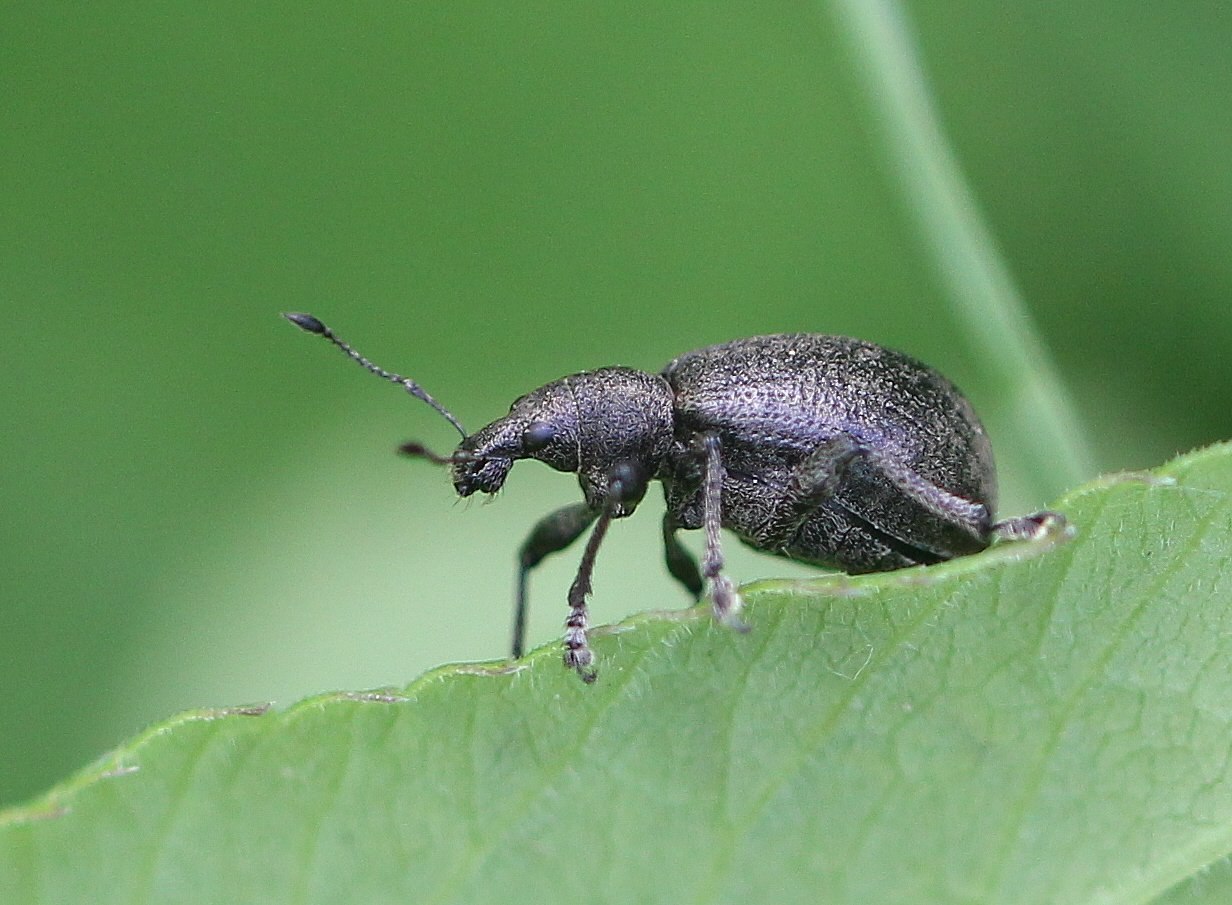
283, 314, 673, 509
449, 378, 582, 497
450, 368, 675, 513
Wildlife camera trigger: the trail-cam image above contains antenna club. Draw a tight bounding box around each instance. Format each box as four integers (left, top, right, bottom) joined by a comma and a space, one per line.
283, 312, 328, 335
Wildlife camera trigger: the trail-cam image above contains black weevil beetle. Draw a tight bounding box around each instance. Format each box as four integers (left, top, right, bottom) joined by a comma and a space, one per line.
285, 314, 1064, 682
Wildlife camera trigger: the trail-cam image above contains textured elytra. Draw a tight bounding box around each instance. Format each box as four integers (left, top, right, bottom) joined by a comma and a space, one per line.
661, 334, 996, 572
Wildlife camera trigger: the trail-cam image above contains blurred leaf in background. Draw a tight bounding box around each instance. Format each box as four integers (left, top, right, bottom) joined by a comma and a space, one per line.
0, 0, 1229, 807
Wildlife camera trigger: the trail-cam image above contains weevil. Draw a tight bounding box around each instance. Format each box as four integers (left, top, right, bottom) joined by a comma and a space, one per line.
285, 313, 1064, 682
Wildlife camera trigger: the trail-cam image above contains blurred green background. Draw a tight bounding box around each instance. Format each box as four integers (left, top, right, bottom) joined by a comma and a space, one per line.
2, 2, 1229, 807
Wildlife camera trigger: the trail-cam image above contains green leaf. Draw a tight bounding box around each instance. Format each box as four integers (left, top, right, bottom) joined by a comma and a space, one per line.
3, 443, 1231, 905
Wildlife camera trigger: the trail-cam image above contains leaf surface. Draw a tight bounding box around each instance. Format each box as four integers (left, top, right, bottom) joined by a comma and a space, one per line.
3, 445, 1232, 905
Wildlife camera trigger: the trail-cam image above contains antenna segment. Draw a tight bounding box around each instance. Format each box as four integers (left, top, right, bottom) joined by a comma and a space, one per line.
283, 313, 468, 438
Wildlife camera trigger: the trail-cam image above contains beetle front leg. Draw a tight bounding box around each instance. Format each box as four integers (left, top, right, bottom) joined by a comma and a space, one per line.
563, 510, 612, 683
515, 503, 599, 659
697, 433, 746, 629
562, 462, 649, 682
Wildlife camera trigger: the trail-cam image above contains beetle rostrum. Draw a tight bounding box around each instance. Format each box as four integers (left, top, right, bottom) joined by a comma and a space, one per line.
285, 313, 1065, 683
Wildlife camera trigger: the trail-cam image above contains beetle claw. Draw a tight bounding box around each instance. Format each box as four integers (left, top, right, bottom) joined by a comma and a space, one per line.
710, 577, 745, 628
993, 510, 1068, 542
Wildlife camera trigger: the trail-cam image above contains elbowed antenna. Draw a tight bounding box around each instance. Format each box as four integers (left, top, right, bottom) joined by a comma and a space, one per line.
283, 313, 468, 439
397, 441, 476, 466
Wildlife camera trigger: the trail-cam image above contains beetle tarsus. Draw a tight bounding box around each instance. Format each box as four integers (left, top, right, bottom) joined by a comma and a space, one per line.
992, 510, 1068, 542
711, 575, 748, 631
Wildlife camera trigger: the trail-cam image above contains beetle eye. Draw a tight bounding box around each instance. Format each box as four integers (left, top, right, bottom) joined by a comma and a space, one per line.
523, 421, 555, 452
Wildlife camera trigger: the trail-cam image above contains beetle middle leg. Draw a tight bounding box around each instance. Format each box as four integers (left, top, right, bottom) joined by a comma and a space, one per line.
696, 433, 746, 629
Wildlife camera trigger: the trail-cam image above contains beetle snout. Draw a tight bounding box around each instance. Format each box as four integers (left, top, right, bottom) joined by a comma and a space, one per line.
452, 454, 513, 496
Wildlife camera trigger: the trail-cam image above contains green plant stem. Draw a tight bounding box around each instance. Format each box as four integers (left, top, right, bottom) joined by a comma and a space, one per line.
826, 0, 1095, 498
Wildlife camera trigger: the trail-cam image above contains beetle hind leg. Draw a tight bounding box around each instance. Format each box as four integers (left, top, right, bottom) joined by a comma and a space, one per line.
772, 432, 990, 545
992, 510, 1068, 542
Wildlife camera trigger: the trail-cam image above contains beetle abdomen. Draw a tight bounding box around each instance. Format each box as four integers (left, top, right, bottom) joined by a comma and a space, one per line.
662, 334, 997, 570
